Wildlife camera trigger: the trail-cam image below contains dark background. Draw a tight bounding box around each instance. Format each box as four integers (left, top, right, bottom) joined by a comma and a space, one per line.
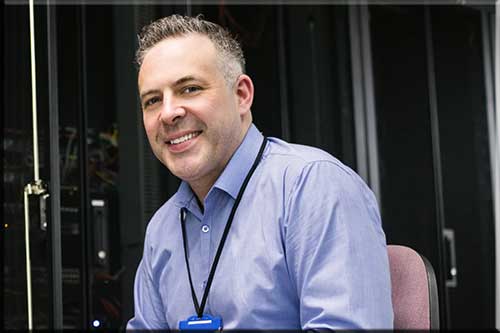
3, 3, 496, 329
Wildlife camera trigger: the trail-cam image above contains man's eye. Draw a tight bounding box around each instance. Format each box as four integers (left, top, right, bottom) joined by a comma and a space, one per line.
182, 86, 201, 94
144, 97, 160, 108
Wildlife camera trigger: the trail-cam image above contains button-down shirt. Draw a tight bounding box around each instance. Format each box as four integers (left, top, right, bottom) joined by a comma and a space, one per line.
127, 124, 393, 330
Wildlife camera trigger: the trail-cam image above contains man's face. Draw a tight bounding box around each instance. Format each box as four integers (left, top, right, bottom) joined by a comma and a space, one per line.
138, 34, 250, 196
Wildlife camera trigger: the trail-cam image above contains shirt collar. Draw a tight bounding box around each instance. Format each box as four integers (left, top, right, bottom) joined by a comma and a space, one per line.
173, 124, 264, 206
213, 124, 264, 200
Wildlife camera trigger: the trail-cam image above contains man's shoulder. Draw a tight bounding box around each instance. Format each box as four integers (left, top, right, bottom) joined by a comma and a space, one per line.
265, 137, 354, 177
263, 137, 372, 199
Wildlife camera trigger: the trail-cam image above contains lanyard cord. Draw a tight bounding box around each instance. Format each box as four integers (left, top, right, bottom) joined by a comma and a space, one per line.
180, 136, 267, 318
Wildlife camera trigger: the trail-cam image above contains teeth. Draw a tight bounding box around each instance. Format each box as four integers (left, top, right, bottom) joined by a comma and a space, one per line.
169, 132, 199, 145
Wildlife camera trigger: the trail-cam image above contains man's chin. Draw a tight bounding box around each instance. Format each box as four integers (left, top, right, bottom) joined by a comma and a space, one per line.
168, 162, 203, 182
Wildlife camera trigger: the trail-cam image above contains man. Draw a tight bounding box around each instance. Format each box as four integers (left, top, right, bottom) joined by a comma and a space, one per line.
128, 14, 393, 330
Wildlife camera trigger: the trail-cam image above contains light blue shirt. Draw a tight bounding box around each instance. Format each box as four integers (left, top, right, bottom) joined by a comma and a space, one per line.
127, 124, 393, 330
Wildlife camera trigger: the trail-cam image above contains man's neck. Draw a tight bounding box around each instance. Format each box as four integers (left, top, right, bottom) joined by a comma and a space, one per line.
188, 121, 252, 208
189, 174, 218, 208
194, 195, 204, 214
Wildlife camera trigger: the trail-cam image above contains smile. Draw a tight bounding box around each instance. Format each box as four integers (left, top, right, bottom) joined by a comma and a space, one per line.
168, 131, 202, 145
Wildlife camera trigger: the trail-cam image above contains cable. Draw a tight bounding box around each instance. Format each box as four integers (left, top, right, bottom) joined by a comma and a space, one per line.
24, 189, 33, 330
29, 0, 39, 182
26, 0, 39, 328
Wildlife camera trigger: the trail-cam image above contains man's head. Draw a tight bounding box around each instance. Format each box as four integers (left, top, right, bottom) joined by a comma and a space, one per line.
137, 15, 254, 201
136, 14, 245, 85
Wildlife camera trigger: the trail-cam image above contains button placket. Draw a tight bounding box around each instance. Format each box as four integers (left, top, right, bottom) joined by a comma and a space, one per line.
200, 214, 211, 295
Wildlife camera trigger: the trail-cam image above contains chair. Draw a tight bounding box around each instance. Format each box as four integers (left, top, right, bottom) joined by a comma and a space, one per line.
387, 245, 440, 330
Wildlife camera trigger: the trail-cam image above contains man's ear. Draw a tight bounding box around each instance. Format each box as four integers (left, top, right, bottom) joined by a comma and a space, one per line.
235, 74, 254, 115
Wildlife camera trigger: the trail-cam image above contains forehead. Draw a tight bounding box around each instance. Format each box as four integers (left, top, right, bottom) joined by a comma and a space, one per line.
138, 34, 221, 89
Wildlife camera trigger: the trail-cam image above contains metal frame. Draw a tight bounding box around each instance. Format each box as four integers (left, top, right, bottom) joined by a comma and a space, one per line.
423, 6, 450, 328
478, 2, 499, 328
277, 6, 291, 141
348, 4, 382, 206
77, 6, 92, 328
490, 1, 500, 329
46, 1, 63, 329
479, 5, 498, 328
359, 5, 381, 206
348, 5, 368, 183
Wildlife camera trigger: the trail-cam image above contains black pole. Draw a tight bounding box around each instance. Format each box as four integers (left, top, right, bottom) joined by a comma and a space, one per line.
78, 5, 92, 329
277, 6, 291, 142
46, 1, 63, 329
424, 5, 450, 329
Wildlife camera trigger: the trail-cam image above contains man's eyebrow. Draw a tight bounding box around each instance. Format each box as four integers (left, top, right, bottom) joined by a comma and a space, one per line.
139, 76, 206, 100
173, 75, 203, 87
139, 89, 159, 101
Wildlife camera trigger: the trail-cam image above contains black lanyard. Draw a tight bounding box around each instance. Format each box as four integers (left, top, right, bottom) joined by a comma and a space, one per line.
180, 136, 267, 318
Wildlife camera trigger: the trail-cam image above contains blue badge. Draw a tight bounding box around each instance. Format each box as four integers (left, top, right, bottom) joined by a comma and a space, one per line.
179, 314, 223, 332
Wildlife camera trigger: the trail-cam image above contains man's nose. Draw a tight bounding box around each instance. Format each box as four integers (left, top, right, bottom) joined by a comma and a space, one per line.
159, 99, 186, 125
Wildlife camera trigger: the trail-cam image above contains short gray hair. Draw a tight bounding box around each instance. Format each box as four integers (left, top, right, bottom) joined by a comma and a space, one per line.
136, 14, 245, 84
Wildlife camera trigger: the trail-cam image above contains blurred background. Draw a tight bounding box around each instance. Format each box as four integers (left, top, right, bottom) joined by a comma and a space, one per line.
3, 0, 499, 330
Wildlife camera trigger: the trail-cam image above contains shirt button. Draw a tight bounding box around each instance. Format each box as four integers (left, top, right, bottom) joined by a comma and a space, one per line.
201, 224, 210, 233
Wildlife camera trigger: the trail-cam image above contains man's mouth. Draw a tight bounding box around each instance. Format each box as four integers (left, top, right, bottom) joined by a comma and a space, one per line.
167, 131, 202, 145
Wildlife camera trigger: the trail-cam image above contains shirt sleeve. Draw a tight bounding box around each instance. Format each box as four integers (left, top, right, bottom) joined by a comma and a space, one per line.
126, 227, 169, 330
284, 160, 394, 330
